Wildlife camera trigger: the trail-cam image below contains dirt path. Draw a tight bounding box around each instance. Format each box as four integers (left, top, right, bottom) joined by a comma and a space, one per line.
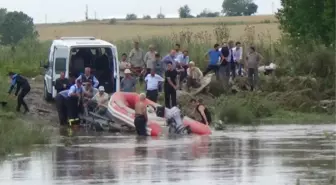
24, 77, 58, 125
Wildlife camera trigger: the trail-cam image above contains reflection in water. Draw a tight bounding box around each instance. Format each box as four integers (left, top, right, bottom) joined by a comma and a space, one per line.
0, 124, 335, 185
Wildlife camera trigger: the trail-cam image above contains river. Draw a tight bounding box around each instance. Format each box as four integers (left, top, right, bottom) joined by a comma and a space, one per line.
0, 124, 335, 185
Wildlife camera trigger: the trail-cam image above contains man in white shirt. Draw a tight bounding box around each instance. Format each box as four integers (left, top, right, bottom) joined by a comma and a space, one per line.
233, 42, 244, 76
145, 68, 164, 102
92, 86, 109, 115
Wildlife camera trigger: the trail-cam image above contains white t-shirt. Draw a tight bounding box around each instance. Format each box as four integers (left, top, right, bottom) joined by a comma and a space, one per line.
92, 92, 109, 105
145, 74, 164, 91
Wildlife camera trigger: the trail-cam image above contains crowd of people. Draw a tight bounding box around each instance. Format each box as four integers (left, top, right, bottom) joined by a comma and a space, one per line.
5, 40, 262, 136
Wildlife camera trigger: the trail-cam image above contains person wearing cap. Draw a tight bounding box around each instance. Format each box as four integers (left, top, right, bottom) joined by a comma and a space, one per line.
67, 79, 84, 126
8, 72, 31, 113
120, 69, 137, 92
186, 61, 203, 91
92, 86, 109, 115
145, 68, 164, 102
144, 44, 157, 77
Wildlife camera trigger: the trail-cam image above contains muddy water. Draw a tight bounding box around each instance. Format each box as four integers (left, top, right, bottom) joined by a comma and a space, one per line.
0, 124, 335, 185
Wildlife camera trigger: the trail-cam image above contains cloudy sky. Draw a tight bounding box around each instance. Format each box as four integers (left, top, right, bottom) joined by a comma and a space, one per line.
1, 0, 281, 23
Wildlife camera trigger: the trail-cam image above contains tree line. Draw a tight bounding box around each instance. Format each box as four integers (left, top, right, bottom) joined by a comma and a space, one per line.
125, 0, 259, 20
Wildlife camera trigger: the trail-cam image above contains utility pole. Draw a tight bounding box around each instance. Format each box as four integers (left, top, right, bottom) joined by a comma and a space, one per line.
272, 2, 275, 14
94, 11, 97, 20
45, 14, 47, 24
85, 4, 89, 20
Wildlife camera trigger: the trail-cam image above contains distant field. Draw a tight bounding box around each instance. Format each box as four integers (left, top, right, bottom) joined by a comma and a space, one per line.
36, 15, 280, 41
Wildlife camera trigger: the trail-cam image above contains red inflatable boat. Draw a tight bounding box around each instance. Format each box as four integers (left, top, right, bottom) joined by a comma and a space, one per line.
108, 92, 211, 136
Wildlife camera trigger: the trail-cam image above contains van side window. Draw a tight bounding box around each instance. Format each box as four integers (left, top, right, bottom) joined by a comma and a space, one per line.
54, 58, 66, 74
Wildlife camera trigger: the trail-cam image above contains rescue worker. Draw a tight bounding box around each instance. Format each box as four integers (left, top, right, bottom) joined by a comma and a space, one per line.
67, 79, 84, 126
55, 90, 69, 125
76, 67, 99, 88
134, 93, 148, 136
55, 71, 70, 93
8, 72, 31, 113
190, 99, 212, 126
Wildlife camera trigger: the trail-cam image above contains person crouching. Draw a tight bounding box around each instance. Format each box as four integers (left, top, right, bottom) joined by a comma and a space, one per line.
66, 79, 84, 126
186, 61, 203, 91
134, 93, 148, 136
55, 90, 69, 126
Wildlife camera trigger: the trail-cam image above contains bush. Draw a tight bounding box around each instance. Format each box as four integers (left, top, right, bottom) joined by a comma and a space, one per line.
109, 18, 117, 24
215, 93, 277, 124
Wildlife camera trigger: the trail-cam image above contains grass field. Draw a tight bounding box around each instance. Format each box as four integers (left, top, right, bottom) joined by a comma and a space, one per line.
36, 15, 280, 41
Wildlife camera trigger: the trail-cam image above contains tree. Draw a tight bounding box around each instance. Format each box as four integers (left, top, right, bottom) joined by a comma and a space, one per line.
178, 5, 192, 18
125, 14, 137, 20
0, 8, 7, 25
143, 15, 151, 20
244, 3, 258, 16
276, 0, 335, 46
0, 11, 38, 45
222, 0, 258, 16
197, 9, 220, 18
157, 13, 165, 19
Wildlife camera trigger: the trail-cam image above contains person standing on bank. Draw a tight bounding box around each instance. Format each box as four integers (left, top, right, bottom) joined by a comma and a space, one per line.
144, 44, 156, 77
129, 41, 146, 84
67, 79, 84, 126
120, 69, 137, 92
145, 68, 164, 102
246, 46, 262, 91
55, 71, 70, 93
203, 44, 223, 76
76, 67, 99, 88
8, 72, 31, 113
119, 53, 131, 82
164, 62, 178, 108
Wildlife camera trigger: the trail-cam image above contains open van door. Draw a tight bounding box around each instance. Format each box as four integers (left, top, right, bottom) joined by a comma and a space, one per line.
51, 45, 69, 98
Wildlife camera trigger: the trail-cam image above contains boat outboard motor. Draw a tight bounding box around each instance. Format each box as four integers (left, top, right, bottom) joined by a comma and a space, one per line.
156, 106, 165, 118
165, 106, 191, 135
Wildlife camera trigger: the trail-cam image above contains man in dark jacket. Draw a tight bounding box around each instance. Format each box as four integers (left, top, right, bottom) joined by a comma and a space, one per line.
55, 72, 70, 93
8, 72, 31, 113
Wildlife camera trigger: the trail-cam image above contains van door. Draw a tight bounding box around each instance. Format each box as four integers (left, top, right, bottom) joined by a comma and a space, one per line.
112, 48, 119, 92
51, 45, 69, 97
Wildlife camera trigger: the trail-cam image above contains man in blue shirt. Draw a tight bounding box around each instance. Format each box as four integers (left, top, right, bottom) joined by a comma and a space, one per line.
176, 50, 189, 89
8, 72, 31, 113
66, 79, 84, 126
203, 44, 223, 76
162, 50, 177, 70
55, 90, 69, 125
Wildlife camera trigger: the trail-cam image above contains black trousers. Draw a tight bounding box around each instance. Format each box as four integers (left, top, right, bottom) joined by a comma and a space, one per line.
203, 65, 219, 76
17, 87, 30, 111
66, 96, 80, 125
164, 88, 177, 108
55, 94, 67, 125
146, 89, 158, 102
134, 115, 147, 136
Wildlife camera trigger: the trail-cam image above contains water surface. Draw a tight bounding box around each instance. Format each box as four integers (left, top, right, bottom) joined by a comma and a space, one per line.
0, 124, 335, 185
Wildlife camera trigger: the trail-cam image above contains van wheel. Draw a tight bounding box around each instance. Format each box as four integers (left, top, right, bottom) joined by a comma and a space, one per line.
44, 81, 52, 102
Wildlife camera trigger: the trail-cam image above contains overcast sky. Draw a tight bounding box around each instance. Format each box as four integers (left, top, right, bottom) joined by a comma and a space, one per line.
1, 0, 281, 23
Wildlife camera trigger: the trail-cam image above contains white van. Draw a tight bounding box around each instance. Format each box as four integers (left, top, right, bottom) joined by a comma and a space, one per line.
42, 37, 120, 101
